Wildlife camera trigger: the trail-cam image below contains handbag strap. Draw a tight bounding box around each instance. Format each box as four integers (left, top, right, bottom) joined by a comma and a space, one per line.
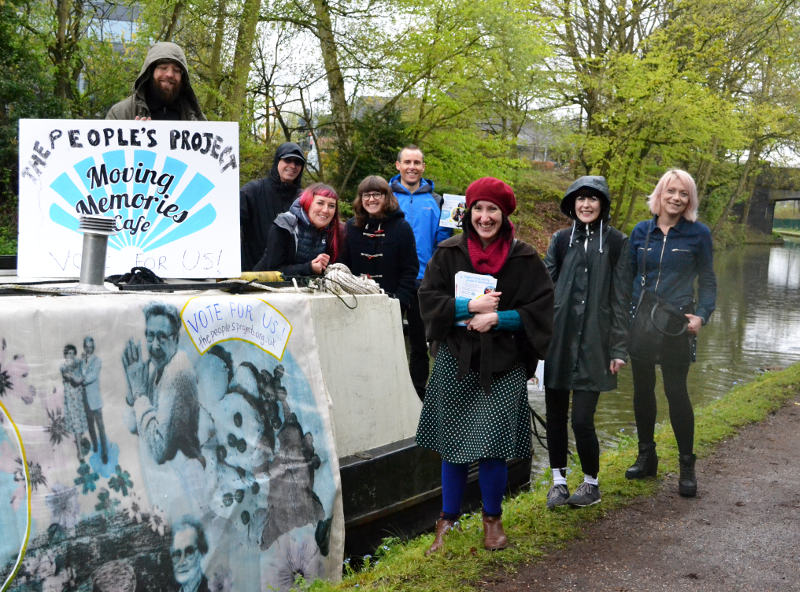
637, 220, 652, 289
633, 221, 653, 312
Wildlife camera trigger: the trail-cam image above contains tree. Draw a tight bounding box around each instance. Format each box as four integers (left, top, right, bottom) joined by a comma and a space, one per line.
1, 0, 65, 246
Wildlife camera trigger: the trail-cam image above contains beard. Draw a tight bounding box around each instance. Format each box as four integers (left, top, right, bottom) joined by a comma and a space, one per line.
151, 78, 181, 104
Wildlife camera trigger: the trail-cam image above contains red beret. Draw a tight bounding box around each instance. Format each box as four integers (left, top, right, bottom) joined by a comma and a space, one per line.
465, 177, 516, 216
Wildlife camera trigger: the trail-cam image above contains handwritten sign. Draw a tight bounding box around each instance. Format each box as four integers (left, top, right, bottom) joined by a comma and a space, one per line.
17, 119, 240, 278
181, 296, 292, 359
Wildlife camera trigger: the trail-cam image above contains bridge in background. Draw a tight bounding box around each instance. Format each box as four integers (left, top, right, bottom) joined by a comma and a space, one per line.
748, 168, 800, 234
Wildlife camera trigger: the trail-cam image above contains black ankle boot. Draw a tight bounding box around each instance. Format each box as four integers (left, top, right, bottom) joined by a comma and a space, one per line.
678, 453, 697, 497
625, 442, 658, 479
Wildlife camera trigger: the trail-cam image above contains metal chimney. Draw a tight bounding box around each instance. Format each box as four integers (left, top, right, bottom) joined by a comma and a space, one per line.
78, 215, 117, 290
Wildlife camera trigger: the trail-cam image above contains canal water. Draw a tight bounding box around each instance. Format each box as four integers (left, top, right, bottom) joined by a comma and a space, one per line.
527, 238, 800, 474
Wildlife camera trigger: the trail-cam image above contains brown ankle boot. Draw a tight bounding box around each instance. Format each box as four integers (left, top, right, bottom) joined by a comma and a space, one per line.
482, 513, 508, 550
426, 517, 456, 555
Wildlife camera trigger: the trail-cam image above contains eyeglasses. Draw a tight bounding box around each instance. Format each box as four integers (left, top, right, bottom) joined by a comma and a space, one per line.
361, 192, 385, 201
171, 545, 197, 561
145, 331, 176, 343
282, 157, 304, 166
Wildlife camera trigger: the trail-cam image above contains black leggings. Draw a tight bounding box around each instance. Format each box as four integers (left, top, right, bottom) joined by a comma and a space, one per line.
631, 357, 694, 456
406, 286, 429, 401
545, 388, 600, 478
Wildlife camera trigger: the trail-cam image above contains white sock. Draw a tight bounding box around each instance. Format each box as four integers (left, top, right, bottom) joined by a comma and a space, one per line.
552, 467, 567, 486
584, 474, 599, 486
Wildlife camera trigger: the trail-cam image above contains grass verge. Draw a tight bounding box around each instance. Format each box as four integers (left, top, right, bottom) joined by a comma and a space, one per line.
306, 363, 800, 592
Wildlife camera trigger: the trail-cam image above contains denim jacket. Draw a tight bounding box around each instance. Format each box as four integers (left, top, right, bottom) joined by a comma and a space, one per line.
629, 216, 717, 324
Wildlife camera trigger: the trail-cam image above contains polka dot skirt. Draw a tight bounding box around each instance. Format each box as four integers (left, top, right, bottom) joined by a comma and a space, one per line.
416, 343, 532, 464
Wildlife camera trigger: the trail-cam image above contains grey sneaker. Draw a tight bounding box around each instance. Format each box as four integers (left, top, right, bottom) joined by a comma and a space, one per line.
546, 483, 570, 509
567, 482, 601, 507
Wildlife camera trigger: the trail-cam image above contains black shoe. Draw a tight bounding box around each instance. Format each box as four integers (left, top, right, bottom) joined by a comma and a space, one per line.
625, 442, 658, 479
678, 453, 697, 497
546, 484, 570, 509
567, 482, 601, 507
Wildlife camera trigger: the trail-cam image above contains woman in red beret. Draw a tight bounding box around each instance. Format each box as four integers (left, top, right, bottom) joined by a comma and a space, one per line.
416, 177, 554, 554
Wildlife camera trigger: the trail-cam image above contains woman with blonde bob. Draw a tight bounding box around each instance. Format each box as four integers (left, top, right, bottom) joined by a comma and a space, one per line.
341, 175, 418, 309
624, 169, 716, 498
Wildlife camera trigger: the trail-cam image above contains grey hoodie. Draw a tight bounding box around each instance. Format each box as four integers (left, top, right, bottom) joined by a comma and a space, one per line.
106, 42, 205, 121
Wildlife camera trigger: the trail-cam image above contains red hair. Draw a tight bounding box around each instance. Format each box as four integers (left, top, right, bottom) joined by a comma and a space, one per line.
298, 182, 344, 262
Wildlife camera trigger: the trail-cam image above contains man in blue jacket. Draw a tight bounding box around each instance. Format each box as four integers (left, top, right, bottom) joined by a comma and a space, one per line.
390, 145, 452, 400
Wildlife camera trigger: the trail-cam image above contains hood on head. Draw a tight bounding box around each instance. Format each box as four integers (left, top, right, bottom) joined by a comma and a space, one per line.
134, 42, 190, 92
561, 175, 611, 221
288, 197, 308, 222
269, 142, 306, 186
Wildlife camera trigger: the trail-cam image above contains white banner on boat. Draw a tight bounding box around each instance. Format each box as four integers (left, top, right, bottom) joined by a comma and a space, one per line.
17, 119, 240, 279
0, 292, 343, 591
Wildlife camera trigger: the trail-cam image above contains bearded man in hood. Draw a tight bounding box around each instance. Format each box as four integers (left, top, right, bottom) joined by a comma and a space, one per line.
106, 42, 205, 121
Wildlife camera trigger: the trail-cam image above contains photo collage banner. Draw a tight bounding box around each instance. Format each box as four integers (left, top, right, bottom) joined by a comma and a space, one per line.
0, 291, 343, 591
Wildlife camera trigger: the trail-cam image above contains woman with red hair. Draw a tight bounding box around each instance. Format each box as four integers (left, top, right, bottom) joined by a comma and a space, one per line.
255, 182, 344, 275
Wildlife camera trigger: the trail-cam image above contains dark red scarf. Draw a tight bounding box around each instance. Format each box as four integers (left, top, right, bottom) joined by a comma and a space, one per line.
467, 223, 515, 275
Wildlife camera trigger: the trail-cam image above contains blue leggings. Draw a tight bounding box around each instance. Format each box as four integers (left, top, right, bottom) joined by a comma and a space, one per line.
441, 459, 507, 519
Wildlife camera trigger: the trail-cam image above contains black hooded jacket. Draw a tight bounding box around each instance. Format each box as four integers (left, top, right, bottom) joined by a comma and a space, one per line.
239, 142, 305, 271
544, 175, 631, 392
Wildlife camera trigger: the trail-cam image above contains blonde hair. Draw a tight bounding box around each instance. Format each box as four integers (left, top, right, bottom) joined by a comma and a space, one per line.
647, 169, 698, 223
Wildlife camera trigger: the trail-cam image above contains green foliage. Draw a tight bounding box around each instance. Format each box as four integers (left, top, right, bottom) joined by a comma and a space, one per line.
423, 128, 524, 194
3, 0, 800, 250
238, 135, 279, 188
0, 0, 65, 241
77, 40, 145, 118
0, 222, 18, 255
711, 221, 749, 248
334, 104, 411, 197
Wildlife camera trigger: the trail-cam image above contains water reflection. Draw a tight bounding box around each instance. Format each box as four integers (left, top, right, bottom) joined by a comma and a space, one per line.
768, 245, 800, 289
528, 240, 800, 476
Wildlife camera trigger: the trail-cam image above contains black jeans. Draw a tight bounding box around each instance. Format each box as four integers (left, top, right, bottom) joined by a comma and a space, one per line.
406, 286, 429, 401
545, 388, 600, 478
631, 357, 694, 456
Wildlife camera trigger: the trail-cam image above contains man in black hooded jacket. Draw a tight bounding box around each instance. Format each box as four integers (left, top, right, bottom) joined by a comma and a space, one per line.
239, 142, 306, 271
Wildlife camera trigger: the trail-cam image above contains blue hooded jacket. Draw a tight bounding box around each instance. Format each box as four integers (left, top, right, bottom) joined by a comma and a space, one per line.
390, 174, 452, 280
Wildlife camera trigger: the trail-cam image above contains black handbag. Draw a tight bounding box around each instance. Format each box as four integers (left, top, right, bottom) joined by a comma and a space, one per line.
627, 226, 689, 363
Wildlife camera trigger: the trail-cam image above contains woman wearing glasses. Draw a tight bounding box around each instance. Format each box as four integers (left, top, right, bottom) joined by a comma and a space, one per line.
341, 175, 419, 310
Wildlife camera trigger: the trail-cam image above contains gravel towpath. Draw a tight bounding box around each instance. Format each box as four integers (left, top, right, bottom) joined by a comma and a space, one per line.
484, 396, 800, 592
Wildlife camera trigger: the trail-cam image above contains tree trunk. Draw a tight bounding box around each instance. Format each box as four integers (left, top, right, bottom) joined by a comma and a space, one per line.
620, 145, 652, 230
52, 0, 76, 104
224, 0, 261, 122
695, 136, 719, 203
203, 0, 227, 115
162, 1, 184, 40
311, 0, 352, 169
713, 139, 761, 234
